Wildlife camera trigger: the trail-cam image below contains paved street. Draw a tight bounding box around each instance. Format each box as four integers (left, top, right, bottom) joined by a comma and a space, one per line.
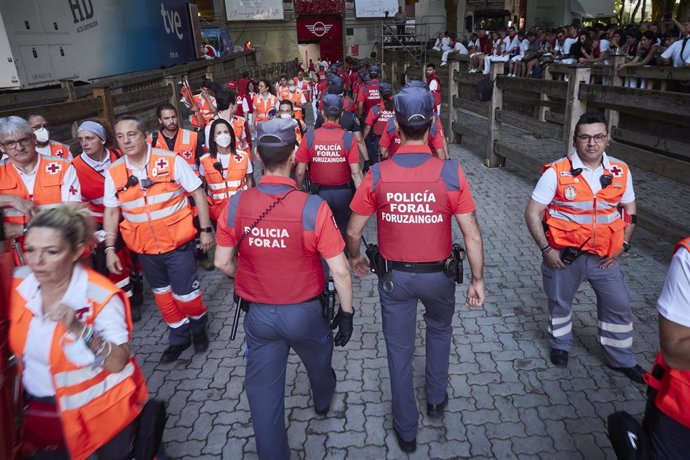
131, 143, 677, 459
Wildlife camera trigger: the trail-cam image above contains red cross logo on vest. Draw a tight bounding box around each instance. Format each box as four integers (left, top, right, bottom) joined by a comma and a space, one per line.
69, 185, 78, 196
55, 150, 64, 158
156, 158, 169, 170
611, 166, 623, 177
182, 150, 192, 159
46, 162, 61, 174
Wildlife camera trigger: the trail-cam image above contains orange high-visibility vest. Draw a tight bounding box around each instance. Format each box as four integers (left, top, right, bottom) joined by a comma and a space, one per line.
71, 149, 120, 224
191, 94, 216, 127
230, 116, 249, 151
9, 265, 148, 460
676, 237, 690, 253
0, 155, 70, 226
199, 151, 250, 221
149, 129, 199, 175
543, 157, 629, 257
107, 149, 196, 254
47, 141, 72, 160
253, 94, 279, 123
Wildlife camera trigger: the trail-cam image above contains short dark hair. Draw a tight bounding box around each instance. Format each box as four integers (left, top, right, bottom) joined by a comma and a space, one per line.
398, 120, 432, 141
426, 63, 436, 70
258, 144, 293, 171
279, 99, 294, 110
208, 118, 236, 158
574, 111, 607, 137
156, 103, 177, 118
215, 91, 236, 111
115, 115, 146, 134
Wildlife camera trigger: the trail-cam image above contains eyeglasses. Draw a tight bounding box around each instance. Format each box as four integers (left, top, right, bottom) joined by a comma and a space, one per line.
575, 134, 607, 144
1, 136, 33, 150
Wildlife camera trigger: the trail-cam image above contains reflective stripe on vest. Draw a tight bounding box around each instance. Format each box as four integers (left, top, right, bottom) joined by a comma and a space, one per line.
123, 198, 188, 223
59, 363, 136, 411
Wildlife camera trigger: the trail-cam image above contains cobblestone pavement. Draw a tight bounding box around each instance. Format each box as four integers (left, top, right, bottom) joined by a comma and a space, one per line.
131, 144, 677, 459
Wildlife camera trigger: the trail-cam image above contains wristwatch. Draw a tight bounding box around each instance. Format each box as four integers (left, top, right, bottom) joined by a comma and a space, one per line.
623, 241, 632, 253
200, 227, 213, 233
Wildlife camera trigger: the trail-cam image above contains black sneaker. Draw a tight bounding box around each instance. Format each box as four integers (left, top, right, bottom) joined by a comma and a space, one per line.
160, 343, 191, 363
427, 393, 449, 419
130, 303, 142, 323
192, 330, 209, 353
550, 349, 569, 368
315, 369, 336, 416
608, 364, 646, 384
393, 428, 416, 453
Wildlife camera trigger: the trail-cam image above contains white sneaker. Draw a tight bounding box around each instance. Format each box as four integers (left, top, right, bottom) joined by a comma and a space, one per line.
440, 62, 447, 66
469, 69, 477, 73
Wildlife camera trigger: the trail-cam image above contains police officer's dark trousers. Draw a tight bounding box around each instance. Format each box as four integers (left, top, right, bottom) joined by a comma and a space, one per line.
317, 186, 353, 239
243, 299, 336, 460
378, 269, 455, 441
541, 253, 635, 367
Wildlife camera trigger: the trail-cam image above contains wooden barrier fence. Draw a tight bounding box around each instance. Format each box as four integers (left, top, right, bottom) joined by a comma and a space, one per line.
446, 58, 690, 186
0, 51, 299, 150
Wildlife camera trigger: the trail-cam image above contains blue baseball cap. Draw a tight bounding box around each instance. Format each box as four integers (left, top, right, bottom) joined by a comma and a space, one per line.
394, 85, 434, 127
405, 80, 430, 90
328, 74, 344, 87
256, 118, 296, 148
369, 65, 380, 76
322, 94, 343, 116
379, 82, 393, 95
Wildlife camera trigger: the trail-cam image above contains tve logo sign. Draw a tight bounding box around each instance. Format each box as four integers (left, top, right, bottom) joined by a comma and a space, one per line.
161, 3, 183, 40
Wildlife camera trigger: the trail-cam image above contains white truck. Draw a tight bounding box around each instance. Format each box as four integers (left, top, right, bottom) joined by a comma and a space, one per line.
526, 0, 617, 31
0, 0, 203, 90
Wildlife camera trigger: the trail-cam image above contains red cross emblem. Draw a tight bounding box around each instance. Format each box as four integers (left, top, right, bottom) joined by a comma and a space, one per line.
611, 166, 623, 177
69, 185, 78, 196
156, 158, 168, 170
56, 150, 64, 158
46, 162, 61, 174
74, 306, 93, 322
182, 151, 192, 159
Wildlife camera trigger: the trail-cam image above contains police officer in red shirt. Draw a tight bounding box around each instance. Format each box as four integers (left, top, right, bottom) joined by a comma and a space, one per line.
346, 85, 485, 453
295, 94, 363, 237
214, 118, 355, 460
356, 65, 382, 118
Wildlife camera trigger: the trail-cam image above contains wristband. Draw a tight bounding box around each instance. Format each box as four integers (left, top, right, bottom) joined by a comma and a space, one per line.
541, 245, 553, 255
104, 246, 116, 253
200, 227, 213, 233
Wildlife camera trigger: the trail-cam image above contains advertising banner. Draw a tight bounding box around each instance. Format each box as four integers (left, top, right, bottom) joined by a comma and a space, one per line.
225, 0, 284, 21
296, 15, 342, 62
354, 0, 398, 18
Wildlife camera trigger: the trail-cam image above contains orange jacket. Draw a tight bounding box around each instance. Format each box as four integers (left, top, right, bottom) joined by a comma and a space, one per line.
253, 94, 279, 123
0, 155, 70, 226
190, 94, 216, 127
9, 265, 147, 460
108, 149, 196, 254
199, 151, 250, 221
47, 141, 72, 160
231, 116, 249, 151
278, 89, 305, 120
148, 129, 199, 175
543, 157, 629, 257
72, 149, 120, 224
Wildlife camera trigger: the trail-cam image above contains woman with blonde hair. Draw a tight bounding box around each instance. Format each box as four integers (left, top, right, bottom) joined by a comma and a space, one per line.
9, 204, 147, 460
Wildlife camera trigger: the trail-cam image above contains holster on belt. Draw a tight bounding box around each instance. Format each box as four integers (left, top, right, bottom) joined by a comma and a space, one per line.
365, 243, 389, 280
443, 243, 466, 284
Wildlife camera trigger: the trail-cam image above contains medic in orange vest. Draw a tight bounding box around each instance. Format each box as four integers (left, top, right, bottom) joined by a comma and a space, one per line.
149, 103, 202, 176
27, 113, 73, 160
203, 91, 250, 154
279, 78, 307, 121
0, 116, 82, 266
252, 79, 279, 130
525, 111, 643, 383
277, 100, 306, 144
200, 119, 253, 221
227, 80, 252, 151
185, 79, 217, 128
9, 206, 148, 460
103, 116, 214, 363
73, 120, 142, 320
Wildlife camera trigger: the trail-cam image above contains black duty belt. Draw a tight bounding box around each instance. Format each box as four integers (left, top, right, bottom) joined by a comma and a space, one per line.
391, 261, 446, 273
316, 184, 352, 191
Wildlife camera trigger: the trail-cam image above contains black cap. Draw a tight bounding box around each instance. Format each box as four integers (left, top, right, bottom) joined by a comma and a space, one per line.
322, 94, 343, 116
257, 118, 296, 148
394, 85, 434, 127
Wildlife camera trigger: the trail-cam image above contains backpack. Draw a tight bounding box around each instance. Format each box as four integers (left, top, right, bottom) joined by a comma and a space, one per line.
476, 78, 494, 102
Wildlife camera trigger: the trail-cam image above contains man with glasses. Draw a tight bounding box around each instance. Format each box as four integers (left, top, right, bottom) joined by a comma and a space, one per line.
103, 116, 213, 363
0, 116, 81, 265
524, 111, 644, 383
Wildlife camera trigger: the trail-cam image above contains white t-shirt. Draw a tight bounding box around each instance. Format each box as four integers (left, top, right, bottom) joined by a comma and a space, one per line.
661, 38, 690, 67
198, 150, 253, 177
103, 146, 202, 208
453, 41, 469, 54
7, 154, 82, 202
78, 149, 114, 177
428, 78, 440, 92
531, 152, 635, 205
658, 246, 690, 328
505, 35, 520, 54
556, 37, 578, 55
18, 264, 129, 397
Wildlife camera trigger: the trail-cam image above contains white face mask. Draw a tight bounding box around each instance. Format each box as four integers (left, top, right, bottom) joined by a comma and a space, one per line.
34, 127, 49, 143
288, 86, 296, 92
279, 113, 292, 119
215, 133, 232, 148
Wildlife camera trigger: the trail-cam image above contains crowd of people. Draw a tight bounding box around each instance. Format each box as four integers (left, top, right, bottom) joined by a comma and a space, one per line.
0, 50, 689, 460
432, 16, 690, 89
